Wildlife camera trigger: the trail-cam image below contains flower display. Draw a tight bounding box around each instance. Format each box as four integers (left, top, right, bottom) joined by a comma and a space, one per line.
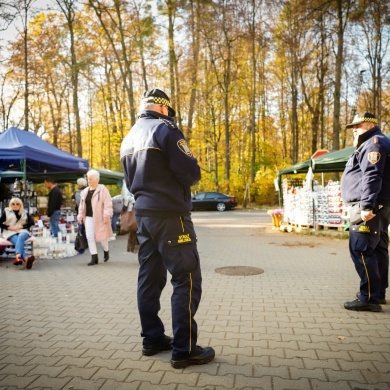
267, 209, 284, 229
267, 208, 283, 216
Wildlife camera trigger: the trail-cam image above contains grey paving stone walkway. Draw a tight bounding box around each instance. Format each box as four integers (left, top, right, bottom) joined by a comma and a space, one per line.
0, 210, 389, 390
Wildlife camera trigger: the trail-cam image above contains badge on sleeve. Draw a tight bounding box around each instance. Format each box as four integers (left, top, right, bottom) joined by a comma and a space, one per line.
368, 152, 381, 164
177, 139, 193, 157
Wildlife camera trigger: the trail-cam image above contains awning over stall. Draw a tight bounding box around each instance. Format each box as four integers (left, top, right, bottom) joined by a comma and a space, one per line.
0, 127, 89, 174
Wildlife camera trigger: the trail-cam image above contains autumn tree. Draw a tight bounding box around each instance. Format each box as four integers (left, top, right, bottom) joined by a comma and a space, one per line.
4, 0, 38, 131
88, 0, 137, 126
351, 0, 390, 122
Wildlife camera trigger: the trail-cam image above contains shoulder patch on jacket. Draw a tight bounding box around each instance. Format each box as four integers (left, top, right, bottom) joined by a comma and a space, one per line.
368, 151, 381, 164
177, 139, 193, 157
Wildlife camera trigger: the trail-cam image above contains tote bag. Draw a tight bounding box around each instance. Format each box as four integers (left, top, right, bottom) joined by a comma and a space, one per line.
75, 224, 88, 252
120, 209, 137, 233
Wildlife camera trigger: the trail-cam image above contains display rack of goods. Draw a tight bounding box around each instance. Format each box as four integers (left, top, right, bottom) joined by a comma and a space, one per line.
315, 188, 329, 225
282, 178, 304, 196
292, 187, 314, 226
31, 224, 79, 259
325, 181, 344, 226
283, 187, 313, 226
282, 178, 304, 224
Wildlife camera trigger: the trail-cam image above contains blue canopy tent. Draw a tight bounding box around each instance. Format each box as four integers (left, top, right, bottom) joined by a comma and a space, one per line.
0, 129, 123, 186
0, 127, 89, 178
0, 127, 89, 208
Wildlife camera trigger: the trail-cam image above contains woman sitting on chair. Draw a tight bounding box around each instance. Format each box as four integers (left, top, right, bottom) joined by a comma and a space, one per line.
0, 197, 35, 268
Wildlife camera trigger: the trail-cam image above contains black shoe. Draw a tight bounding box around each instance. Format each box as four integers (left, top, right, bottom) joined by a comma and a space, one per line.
356, 292, 386, 305
104, 250, 109, 262
171, 346, 215, 369
344, 299, 382, 312
142, 335, 173, 356
88, 254, 98, 266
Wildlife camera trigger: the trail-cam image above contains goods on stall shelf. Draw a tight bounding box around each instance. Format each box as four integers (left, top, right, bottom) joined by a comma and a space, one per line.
315, 188, 328, 225
283, 179, 347, 229
324, 181, 344, 226
314, 181, 345, 227
283, 187, 314, 226
31, 220, 79, 259
282, 178, 304, 193
282, 178, 304, 225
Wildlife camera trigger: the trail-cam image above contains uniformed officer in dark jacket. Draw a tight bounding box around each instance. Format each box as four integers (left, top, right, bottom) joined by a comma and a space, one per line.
341, 112, 390, 312
120, 88, 215, 368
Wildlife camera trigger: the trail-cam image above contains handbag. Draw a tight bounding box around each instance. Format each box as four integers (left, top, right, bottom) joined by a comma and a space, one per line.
120, 209, 137, 234
75, 223, 88, 252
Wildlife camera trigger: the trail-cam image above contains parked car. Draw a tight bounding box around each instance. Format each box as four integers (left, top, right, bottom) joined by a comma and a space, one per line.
191, 192, 237, 211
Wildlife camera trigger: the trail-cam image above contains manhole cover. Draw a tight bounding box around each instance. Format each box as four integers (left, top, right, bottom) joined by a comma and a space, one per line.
215, 266, 264, 276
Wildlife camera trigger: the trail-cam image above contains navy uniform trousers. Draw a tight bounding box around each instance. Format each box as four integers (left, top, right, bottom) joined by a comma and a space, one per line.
136, 214, 202, 355
349, 207, 390, 304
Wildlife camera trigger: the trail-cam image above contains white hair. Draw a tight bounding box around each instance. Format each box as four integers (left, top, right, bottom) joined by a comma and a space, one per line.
87, 169, 100, 180
77, 177, 87, 187
139, 102, 160, 112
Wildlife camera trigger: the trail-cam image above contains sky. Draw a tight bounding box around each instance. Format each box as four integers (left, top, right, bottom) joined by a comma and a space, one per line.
0, 0, 52, 44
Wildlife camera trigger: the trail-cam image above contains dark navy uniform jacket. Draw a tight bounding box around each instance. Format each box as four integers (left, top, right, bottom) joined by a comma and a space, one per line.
120, 110, 201, 217
341, 126, 390, 210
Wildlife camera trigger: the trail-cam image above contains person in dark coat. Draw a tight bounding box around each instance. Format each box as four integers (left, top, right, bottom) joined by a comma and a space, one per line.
44, 177, 63, 238
120, 88, 215, 369
341, 112, 390, 312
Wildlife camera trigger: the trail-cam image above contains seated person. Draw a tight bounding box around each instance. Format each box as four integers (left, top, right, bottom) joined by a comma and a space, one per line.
0, 197, 35, 269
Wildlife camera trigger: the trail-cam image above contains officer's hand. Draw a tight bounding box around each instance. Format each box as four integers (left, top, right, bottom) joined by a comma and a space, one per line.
361, 209, 375, 222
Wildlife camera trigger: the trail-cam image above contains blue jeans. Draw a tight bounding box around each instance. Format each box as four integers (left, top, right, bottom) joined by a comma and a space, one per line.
111, 213, 120, 233
8, 232, 30, 259
50, 210, 61, 238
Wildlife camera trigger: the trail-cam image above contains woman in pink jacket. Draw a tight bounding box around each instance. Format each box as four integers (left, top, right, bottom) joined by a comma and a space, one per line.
77, 169, 113, 266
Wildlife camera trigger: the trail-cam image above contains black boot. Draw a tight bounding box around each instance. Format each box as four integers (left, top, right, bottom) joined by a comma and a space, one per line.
88, 254, 98, 266
104, 250, 109, 262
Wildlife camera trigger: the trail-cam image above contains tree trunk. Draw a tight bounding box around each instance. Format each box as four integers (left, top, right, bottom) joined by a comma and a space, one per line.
332, 0, 345, 152
55, 0, 82, 156
23, 0, 29, 131
88, 0, 136, 126
186, 0, 200, 141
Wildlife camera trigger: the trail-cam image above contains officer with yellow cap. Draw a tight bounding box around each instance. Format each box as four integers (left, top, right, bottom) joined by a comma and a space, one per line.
120, 88, 215, 368
341, 112, 390, 312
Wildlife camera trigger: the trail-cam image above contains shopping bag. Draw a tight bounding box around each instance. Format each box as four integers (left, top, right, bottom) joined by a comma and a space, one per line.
75, 224, 88, 252
127, 231, 139, 253
120, 209, 137, 234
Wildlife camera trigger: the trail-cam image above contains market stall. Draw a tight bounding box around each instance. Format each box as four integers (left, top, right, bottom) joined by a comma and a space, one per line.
277, 145, 364, 231
0, 127, 90, 259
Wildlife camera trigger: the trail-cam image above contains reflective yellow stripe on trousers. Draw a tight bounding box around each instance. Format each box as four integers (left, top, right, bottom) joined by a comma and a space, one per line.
361, 253, 371, 301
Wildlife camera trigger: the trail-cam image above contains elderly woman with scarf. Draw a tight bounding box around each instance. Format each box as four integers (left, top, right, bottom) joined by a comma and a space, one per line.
0, 197, 35, 268
77, 169, 113, 266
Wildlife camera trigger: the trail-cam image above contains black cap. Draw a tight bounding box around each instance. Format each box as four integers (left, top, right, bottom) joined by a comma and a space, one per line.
346, 112, 378, 129
141, 88, 176, 117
